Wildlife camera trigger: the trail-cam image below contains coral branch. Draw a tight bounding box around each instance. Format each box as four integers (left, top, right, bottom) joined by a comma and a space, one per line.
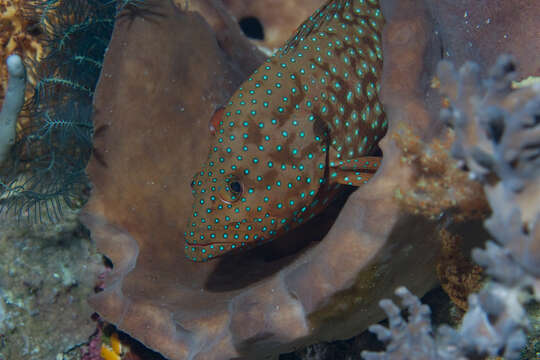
362, 287, 441, 360
0, 54, 26, 166
362, 55, 539, 359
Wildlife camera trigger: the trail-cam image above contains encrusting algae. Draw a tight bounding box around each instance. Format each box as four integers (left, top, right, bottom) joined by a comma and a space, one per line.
392, 123, 488, 222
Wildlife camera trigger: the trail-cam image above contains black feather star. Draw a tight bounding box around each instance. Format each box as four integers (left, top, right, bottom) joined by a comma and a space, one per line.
0, 0, 144, 223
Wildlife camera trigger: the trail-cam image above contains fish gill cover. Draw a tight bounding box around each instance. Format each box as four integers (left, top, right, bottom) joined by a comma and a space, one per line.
0, 0, 143, 222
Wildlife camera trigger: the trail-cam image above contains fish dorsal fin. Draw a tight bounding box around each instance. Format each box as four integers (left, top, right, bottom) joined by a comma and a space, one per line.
277, 0, 387, 165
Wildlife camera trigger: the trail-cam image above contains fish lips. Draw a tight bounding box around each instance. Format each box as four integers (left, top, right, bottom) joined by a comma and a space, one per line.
184, 221, 278, 261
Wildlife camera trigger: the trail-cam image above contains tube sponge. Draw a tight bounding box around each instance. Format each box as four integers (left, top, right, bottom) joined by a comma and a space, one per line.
0, 54, 25, 166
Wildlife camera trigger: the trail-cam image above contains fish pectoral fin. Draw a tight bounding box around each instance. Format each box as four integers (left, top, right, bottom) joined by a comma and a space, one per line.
329, 156, 381, 186
330, 169, 375, 186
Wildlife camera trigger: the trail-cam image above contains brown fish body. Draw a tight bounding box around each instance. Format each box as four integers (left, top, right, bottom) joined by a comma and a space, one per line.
186, 0, 386, 261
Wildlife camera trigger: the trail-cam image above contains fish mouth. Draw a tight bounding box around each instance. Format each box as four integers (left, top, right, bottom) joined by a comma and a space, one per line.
185, 217, 279, 245
184, 235, 252, 262
184, 222, 277, 261
184, 227, 269, 246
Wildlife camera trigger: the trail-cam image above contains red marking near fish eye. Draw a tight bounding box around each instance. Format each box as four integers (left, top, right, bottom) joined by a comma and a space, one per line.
209, 107, 225, 135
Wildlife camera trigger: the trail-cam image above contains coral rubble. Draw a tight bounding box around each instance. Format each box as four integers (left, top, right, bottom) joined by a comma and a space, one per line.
0, 218, 102, 360
362, 56, 540, 360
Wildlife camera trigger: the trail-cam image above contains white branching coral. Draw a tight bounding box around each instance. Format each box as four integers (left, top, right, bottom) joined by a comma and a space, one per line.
362, 55, 539, 360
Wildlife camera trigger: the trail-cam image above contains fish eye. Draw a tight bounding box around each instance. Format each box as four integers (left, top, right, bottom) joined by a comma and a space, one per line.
190, 180, 195, 188
218, 175, 243, 204
230, 181, 242, 195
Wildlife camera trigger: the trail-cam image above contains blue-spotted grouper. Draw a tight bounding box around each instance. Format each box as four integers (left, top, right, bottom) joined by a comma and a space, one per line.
185, 0, 386, 261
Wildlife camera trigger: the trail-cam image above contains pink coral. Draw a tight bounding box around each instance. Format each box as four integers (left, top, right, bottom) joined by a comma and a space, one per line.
81, 326, 103, 360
